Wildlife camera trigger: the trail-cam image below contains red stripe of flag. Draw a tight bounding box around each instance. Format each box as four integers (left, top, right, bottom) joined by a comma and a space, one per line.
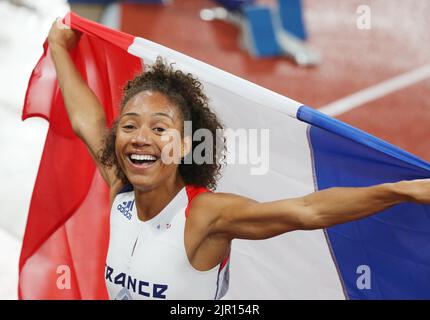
19, 13, 142, 299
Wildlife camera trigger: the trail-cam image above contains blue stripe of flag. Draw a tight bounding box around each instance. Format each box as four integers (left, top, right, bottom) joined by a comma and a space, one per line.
297, 105, 430, 299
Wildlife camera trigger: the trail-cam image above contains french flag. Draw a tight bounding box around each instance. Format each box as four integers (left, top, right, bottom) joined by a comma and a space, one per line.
20, 12, 430, 299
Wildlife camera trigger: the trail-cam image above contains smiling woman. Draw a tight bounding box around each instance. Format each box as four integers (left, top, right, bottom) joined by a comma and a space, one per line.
48, 19, 233, 300
99, 59, 226, 192
47, 18, 430, 300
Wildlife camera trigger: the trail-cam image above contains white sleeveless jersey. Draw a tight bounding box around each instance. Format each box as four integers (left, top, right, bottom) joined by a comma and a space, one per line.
105, 185, 230, 300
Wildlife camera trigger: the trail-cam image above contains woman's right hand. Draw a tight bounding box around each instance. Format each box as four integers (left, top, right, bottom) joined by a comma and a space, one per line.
48, 18, 80, 50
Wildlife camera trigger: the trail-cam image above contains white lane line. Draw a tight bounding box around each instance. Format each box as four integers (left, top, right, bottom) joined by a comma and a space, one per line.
319, 64, 430, 116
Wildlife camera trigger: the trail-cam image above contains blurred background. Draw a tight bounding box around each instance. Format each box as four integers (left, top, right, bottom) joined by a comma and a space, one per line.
1, 0, 429, 299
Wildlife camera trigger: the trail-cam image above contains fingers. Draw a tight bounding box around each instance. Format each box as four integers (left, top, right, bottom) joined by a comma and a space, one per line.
55, 17, 71, 30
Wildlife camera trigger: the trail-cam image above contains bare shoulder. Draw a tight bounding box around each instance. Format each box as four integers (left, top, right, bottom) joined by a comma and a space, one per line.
186, 192, 225, 231
187, 191, 255, 232
191, 191, 247, 207
191, 191, 256, 212
189, 192, 232, 216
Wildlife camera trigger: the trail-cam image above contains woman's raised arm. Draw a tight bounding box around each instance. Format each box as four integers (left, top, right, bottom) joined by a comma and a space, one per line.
48, 19, 119, 188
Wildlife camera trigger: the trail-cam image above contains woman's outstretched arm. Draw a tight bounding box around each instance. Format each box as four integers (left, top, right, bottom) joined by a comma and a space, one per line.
192, 179, 430, 241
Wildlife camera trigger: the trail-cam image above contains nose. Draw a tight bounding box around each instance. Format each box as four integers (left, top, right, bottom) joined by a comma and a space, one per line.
131, 126, 152, 147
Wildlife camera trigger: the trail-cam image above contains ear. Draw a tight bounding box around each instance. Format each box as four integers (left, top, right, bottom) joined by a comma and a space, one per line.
181, 135, 192, 158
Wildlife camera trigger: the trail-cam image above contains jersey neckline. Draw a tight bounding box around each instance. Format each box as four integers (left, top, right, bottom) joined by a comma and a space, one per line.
132, 186, 187, 227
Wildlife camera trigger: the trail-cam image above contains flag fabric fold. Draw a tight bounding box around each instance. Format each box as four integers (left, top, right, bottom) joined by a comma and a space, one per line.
20, 12, 430, 299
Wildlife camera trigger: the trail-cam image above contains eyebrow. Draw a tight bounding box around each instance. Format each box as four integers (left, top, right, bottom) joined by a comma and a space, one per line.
151, 112, 175, 121
120, 112, 175, 121
120, 112, 139, 119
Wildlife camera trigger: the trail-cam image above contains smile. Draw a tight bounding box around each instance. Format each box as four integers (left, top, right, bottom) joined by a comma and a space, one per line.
127, 153, 159, 169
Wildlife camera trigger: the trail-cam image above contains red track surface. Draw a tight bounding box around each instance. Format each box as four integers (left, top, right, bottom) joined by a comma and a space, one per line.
121, 0, 430, 161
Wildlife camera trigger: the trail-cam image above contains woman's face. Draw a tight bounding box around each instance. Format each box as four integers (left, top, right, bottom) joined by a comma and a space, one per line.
115, 90, 186, 190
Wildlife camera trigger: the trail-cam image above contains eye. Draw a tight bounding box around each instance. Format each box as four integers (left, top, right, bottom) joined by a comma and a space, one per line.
122, 124, 136, 130
153, 127, 166, 133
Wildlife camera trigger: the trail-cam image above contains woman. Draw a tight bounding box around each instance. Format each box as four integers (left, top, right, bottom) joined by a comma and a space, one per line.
48, 19, 430, 300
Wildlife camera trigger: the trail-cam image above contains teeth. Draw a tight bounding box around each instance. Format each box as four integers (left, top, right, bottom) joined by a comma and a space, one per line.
130, 154, 157, 161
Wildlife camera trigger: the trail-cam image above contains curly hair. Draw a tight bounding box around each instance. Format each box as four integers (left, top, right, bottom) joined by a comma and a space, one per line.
99, 57, 225, 190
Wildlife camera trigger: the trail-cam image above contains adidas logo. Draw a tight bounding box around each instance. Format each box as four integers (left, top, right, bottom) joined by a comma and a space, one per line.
117, 200, 134, 220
